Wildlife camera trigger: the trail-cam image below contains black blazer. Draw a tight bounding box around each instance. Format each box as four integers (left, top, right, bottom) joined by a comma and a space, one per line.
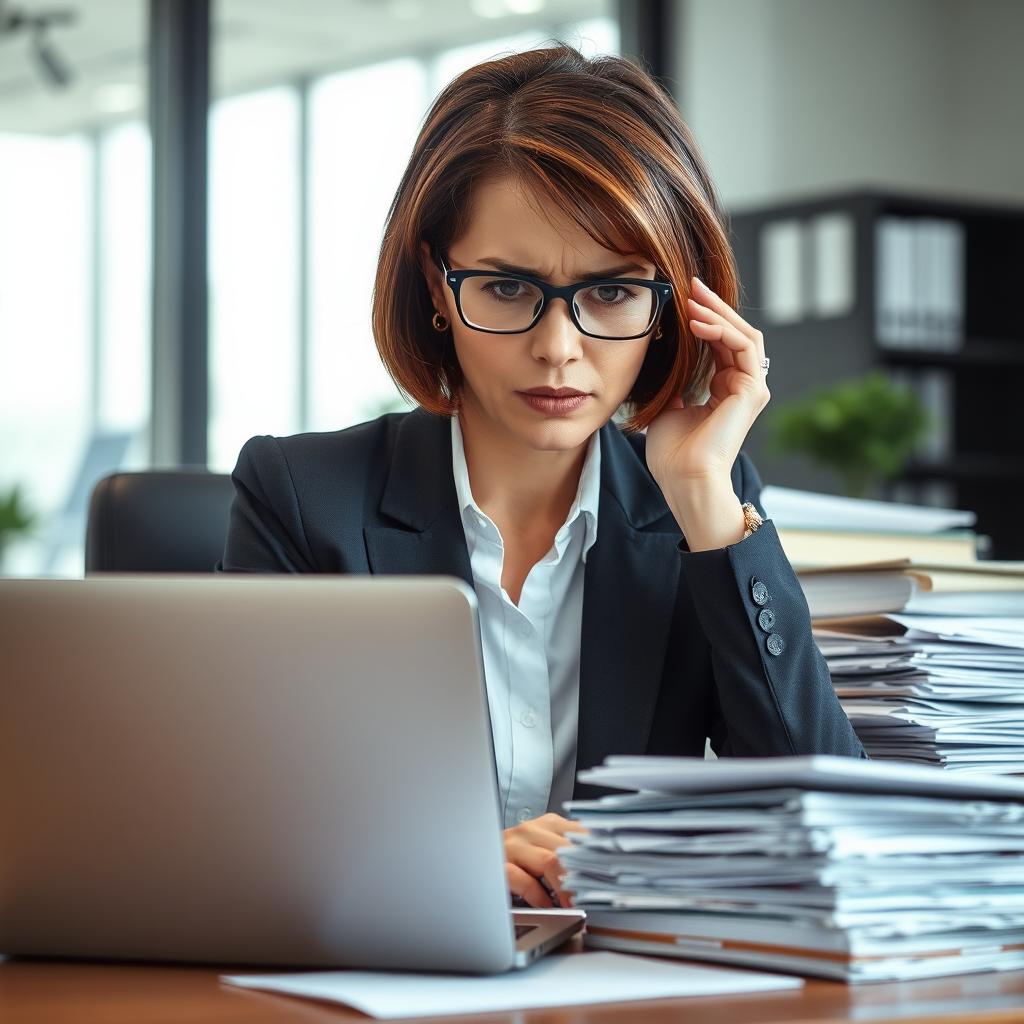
216, 407, 866, 798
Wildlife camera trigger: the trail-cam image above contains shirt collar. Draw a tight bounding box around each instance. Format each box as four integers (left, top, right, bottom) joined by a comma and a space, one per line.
450, 414, 601, 559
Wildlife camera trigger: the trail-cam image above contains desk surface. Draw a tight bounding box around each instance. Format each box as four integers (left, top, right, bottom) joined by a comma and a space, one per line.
5, 943, 1024, 1024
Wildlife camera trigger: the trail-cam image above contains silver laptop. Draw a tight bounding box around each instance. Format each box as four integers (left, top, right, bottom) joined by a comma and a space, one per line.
0, 575, 583, 972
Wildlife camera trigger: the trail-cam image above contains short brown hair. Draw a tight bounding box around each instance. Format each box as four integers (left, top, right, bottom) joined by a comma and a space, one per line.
372, 42, 738, 432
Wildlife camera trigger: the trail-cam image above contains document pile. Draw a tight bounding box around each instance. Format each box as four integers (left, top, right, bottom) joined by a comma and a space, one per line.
764, 484, 1024, 772
562, 755, 1024, 983
761, 484, 982, 568
800, 560, 1024, 773
798, 560, 1024, 621
820, 607, 1024, 773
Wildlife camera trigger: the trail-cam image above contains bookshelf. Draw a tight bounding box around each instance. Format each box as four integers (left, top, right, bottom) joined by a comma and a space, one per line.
726, 188, 1024, 559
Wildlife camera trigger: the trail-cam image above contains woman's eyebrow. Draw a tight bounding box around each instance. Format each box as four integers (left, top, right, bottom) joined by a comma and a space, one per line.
476, 256, 652, 280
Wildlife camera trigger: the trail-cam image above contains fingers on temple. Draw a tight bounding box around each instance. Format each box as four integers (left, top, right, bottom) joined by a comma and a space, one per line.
689, 295, 767, 378
690, 321, 737, 372
700, 322, 760, 379
689, 284, 753, 337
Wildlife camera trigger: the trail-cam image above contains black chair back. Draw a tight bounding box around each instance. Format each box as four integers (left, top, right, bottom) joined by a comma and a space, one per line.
85, 470, 234, 573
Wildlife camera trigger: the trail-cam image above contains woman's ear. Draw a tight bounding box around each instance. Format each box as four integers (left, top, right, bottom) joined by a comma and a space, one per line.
418, 240, 445, 312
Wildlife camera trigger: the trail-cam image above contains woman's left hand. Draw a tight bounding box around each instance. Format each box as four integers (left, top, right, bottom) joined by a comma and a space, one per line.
644, 276, 770, 551
645, 276, 770, 490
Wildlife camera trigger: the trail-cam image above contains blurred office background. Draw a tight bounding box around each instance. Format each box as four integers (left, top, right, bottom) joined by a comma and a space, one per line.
1, 0, 1022, 576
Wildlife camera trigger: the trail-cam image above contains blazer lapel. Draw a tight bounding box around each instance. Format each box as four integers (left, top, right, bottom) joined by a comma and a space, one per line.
575, 422, 683, 792
363, 408, 473, 586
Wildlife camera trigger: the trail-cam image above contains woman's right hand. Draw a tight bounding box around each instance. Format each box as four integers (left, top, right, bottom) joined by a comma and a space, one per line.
503, 812, 587, 908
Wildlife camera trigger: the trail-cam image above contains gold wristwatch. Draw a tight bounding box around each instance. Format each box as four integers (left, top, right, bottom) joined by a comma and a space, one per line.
741, 501, 764, 539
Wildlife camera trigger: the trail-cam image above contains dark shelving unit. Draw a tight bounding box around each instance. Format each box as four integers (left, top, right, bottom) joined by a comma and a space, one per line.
727, 187, 1024, 559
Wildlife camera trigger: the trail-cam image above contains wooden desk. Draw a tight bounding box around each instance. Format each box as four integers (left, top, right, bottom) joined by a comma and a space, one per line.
5, 941, 1024, 1024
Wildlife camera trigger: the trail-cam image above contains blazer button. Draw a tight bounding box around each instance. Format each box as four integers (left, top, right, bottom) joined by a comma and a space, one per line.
758, 607, 776, 632
766, 633, 785, 656
750, 578, 770, 606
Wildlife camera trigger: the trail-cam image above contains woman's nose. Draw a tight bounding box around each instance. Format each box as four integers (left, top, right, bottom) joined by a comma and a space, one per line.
529, 298, 584, 365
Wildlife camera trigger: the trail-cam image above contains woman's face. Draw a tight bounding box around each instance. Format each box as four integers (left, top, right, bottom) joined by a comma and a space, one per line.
419, 176, 658, 454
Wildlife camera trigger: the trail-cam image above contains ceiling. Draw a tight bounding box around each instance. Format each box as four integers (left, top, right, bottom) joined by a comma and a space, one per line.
0, 0, 612, 134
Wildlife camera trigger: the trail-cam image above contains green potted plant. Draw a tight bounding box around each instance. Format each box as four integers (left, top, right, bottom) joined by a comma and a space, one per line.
0, 484, 37, 572
766, 371, 930, 497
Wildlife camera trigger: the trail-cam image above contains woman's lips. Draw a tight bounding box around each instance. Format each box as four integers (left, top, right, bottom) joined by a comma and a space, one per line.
517, 392, 591, 415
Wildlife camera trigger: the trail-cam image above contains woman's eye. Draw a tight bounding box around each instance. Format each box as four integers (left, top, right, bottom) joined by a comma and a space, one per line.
486, 280, 525, 300
589, 285, 636, 304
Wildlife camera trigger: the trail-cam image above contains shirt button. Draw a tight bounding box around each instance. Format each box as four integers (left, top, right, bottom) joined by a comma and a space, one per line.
751, 578, 770, 606
516, 808, 532, 823
521, 709, 537, 728
766, 633, 786, 656
757, 607, 776, 632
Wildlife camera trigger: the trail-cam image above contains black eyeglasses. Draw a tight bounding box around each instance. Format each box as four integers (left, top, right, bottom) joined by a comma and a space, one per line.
436, 249, 673, 341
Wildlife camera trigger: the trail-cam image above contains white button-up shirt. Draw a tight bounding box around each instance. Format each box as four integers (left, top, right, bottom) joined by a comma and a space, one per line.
450, 415, 601, 830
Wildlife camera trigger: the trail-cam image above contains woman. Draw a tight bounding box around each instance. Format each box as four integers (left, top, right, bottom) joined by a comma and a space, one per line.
216, 43, 866, 911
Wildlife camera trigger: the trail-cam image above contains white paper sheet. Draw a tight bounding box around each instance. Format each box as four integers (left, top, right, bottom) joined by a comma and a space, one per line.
222, 951, 801, 1019
759, 484, 975, 532
577, 754, 1024, 801
889, 614, 1024, 649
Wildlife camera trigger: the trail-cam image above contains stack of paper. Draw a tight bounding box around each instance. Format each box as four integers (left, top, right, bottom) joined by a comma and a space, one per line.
760, 485, 977, 534
819, 610, 1024, 773
784, 553, 1024, 771
760, 484, 984, 567
798, 560, 1024, 620
758, 485, 1023, 772
561, 755, 1024, 983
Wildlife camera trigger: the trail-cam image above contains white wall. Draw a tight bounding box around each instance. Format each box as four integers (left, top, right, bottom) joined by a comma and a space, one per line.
675, 0, 1024, 211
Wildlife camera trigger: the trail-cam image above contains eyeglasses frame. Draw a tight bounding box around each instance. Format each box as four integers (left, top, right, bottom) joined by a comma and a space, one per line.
436, 249, 674, 341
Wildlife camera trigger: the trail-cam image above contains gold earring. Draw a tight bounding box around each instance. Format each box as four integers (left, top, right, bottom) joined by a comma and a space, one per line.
654, 324, 663, 339
432, 311, 449, 331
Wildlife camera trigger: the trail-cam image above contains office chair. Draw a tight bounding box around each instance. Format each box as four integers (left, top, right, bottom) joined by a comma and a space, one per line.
85, 470, 235, 574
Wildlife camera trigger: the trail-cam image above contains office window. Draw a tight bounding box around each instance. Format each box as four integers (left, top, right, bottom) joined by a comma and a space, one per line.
0, 135, 93, 575
306, 59, 427, 434
0, 0, 149, 577
98, 121, 152, 435
0, 123, 153, 578
208, 87, 302, 471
